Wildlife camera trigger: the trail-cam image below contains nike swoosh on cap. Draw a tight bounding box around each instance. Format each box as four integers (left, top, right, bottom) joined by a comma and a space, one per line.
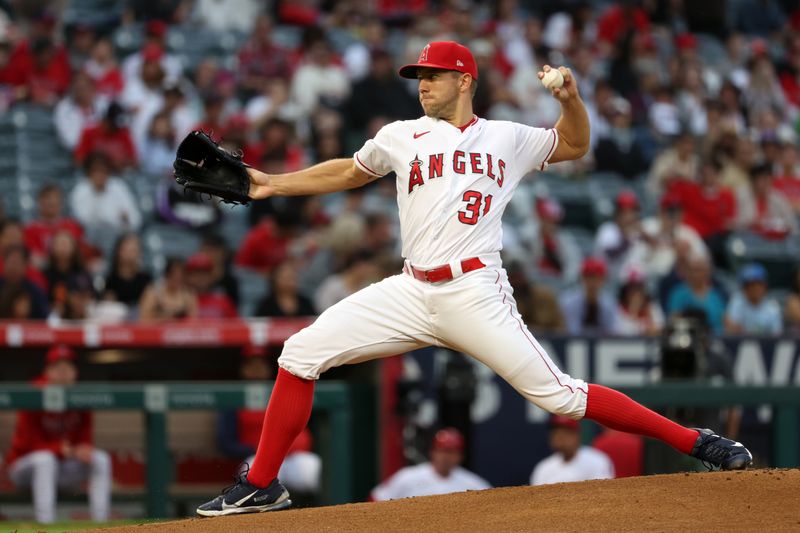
413, 131, 430, 139
223, 490, 258, 509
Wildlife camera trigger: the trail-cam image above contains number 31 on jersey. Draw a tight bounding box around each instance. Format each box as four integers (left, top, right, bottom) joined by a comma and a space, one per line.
458, 191, 493, 225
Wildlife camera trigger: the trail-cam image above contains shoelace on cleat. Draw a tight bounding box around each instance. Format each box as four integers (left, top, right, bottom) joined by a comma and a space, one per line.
220, 462, 252, 495
697, 435, 740, 466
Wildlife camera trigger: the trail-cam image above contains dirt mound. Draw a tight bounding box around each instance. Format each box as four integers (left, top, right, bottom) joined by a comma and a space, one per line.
100, 469, 800, 533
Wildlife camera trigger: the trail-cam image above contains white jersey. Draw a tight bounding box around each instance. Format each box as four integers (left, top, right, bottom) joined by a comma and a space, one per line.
371, 462, 491, 501
530, 446, 614, 486
354, 115, 558, 267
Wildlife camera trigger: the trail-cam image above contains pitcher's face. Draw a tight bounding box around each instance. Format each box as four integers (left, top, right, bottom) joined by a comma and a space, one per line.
417, 68, 462, 118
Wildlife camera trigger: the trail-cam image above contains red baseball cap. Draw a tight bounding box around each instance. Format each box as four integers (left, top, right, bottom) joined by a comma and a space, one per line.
399, 41, 478, 80
535, 197, 564, 222
623, 266, 646, 284
431, 427, 465, 451
142, 43, 164, 63
46, 345, 76, 365
146, 20, 168, 38
675, 33, 697, 50
616, 190, 640, 210
549, 415, 579, 431
581, 257, 607, 277
224, 113, 250, 135
185, 252, 214, 272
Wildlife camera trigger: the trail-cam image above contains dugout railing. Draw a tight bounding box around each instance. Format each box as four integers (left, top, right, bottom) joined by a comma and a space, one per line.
0, 382, 359, 518
615, 384, 800, 468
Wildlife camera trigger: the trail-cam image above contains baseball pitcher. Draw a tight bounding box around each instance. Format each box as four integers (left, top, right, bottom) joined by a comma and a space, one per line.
178, 41, 752, 516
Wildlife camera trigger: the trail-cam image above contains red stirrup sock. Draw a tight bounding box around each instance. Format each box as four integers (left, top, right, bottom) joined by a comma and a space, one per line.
583, 384, 699, 454
246, 368, 315, 487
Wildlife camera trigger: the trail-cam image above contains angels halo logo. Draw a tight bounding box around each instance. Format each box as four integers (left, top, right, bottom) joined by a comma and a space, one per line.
419, 44, 430, 62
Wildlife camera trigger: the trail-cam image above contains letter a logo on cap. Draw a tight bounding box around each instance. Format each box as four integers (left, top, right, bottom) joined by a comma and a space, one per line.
456, 60, 464, 66
419, 44, 430, 62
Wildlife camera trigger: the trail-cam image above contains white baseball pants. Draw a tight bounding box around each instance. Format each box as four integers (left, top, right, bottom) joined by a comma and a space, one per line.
8, 449, 112, 523
280, 254, 588, 418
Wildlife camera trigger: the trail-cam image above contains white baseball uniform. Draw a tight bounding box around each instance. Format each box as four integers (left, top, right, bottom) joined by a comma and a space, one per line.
279, 115, 589, 419
530, 446, 615, 486
8, 449, 112, 523
371, 462, 491, 501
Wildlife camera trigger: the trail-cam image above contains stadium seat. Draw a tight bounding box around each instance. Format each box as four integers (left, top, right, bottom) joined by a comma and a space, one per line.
271, 26, 304, 50
726, 232, 798, 290
167, 26, 237, 70
62, 0, 124, 28
130, 172, 163, 217
586, 172, 629, 223
112, 23, 145, 57
143, 222, 203, 261
218, 206, 251, 251
531, 173, 596, 230
695, 34, 727, 67
233, 266, 269, 317
564, 226, 596, 258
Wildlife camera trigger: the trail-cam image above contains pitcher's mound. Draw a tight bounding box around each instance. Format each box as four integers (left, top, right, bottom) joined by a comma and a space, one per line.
100, 469, 800, 532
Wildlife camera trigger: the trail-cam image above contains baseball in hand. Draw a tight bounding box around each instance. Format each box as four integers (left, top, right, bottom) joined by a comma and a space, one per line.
541, 68, 564, 89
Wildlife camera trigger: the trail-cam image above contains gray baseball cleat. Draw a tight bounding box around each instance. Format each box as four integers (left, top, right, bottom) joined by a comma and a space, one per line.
690, 428, 753, 470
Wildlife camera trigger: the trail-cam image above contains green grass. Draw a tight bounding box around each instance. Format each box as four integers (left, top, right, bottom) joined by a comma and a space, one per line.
0, 519, 161, 533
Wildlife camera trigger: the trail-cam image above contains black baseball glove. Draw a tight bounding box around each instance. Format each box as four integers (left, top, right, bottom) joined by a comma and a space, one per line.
173, 131, 251, 205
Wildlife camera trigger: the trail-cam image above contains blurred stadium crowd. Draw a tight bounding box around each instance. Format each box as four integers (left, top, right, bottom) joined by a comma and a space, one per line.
0, 0, 798, 336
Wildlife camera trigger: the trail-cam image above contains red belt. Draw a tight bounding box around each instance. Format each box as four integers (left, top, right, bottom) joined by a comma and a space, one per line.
407, 257, 486, 283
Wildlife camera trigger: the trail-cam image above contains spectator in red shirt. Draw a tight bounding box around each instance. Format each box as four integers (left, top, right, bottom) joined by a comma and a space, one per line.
24, 184, 85, 269
592, 429, 643, 478
737, 163, 799, 238
667, 158, 737, 265
185, 252, 238, 319
772, 142, 800, 215
121, 20, 183, 86
74, 102, 138, 172
4, 345, 111, 523
597, 2, 650, 46
83, 37, 124, 98
54, 72, 107, 151
244, 118, 306, 170
237, 14, 291, 97
235, 209, 302, 275
2, 36, 71, 105
218, 113, 250, 159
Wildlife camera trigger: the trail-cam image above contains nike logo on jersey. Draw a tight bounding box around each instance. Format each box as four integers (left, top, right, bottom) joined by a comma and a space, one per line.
222, 490, 258, 509
413, 131, 431, 139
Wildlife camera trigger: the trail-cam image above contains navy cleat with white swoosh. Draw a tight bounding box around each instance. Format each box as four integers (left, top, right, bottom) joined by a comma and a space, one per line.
197, 473, 291, 517
690, 428, 753, 470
